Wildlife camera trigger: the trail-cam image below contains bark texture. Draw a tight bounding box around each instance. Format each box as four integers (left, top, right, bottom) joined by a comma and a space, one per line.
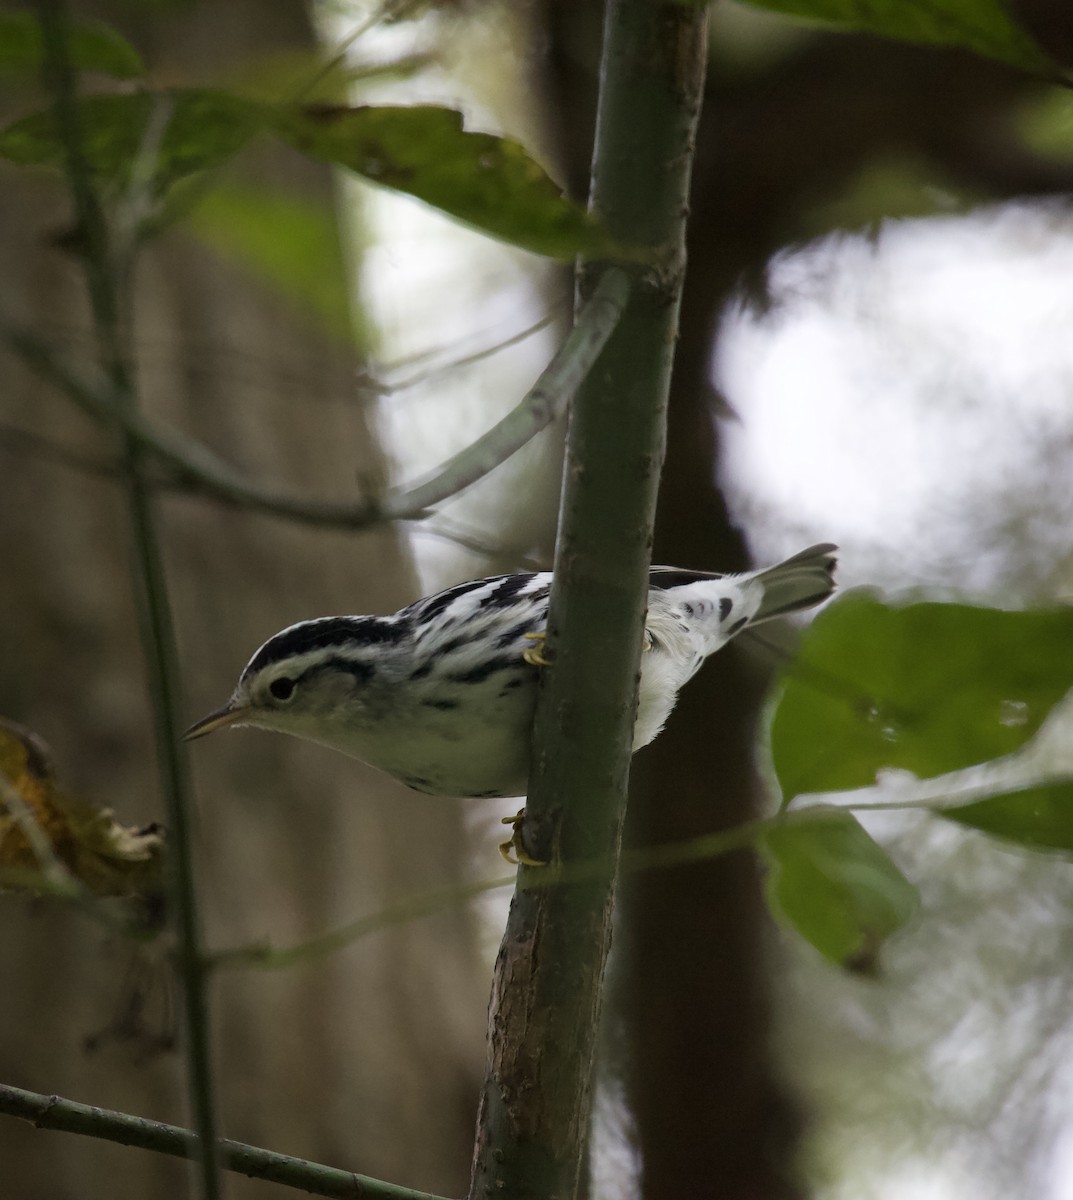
469, 5, 708, 1198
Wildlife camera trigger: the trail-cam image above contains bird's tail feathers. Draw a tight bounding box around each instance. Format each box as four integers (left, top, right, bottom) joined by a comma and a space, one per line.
753, 542, 838, 623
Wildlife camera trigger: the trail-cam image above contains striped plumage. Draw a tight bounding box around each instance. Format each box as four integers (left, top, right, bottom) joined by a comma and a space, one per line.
185, 544, 836, 798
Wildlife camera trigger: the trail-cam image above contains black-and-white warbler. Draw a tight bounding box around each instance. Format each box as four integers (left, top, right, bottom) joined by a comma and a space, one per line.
185, 544, 836, 799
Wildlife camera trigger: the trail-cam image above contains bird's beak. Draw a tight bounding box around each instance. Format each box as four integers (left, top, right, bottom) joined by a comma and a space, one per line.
183, 704, 251, 742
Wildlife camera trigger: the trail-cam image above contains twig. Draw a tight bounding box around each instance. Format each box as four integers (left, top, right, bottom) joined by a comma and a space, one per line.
35, 3, 221, 1196
208, 818, 779, 972
2, 269, 628, 531
0, 425, 537, 570
381, 309, 560, 391
0, 1084, 450, 1200
1, 320, 385, 527
379, 268, 629, 517
209, 871, 516, 970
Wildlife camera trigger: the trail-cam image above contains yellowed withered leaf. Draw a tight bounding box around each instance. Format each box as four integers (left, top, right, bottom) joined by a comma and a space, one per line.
0, 718, 164, 898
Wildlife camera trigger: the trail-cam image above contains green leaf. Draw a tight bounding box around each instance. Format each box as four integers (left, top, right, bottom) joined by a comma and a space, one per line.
0, 12, 144, 79
0, 92, 617, 260
0, 90, 264, 193
761, 812, 919, 969
185, 182, 357, 344
770, 592, 1073, 804
273, 103, 615, 261
942, 782, 1073, 853
733, 0, 1055, 76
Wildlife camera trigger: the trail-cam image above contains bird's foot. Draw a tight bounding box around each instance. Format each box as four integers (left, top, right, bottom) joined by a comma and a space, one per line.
522, 631, 552, 668
499, 808, 548, 866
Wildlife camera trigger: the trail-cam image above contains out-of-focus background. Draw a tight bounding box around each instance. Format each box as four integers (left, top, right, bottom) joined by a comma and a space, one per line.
4, 2, 1073, 1198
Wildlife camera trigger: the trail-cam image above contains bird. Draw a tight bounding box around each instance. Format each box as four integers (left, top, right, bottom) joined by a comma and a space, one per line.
185, 544, 836, 805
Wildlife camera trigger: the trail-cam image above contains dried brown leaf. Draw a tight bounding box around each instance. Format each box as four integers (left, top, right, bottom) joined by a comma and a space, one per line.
0, 718, 164, 899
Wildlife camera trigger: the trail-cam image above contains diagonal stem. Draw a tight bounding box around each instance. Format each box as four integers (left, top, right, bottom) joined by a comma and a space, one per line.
0, 1083, 449, 1200
1, 267, 628, 531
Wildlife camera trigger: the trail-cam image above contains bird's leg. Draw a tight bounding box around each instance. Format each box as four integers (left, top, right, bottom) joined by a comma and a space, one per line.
499, 808, 548, 866
522, 631, 552, 668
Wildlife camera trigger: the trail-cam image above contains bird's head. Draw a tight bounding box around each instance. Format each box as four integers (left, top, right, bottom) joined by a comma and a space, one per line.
184, 615, 400, 746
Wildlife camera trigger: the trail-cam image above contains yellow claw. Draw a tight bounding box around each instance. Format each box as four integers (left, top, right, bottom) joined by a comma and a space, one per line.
522, 631, 552, 668
499, 809, 548, 867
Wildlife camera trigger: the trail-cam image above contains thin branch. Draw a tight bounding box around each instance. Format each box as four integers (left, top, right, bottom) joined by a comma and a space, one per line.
113, 92, 175, 282
0, 1084, 450, 1200
2, 319, 386, 526
35, 3, 221, 1196
0, 420, 548, 570
207, 819, 777, 972
381, 308, 561, 391
0, 427, 546, 575
1, 267, 628, 530
291, 0, 419, 104
379, 267, 629, 518
209, 871, 516, 970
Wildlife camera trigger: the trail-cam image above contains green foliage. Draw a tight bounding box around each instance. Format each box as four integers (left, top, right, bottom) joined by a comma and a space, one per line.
0, 90, 261, 195
761, 811, 919, 969
0, 11, 144, 79
762, 592, 1073, 962
0, 87, 609, 260
1016, 90, 1073, 165
943, 782, 1073, 852
274, 103, 614, 261
185, 182, 358, 344
730, 0, 1055, 76
770, 591, 1073, 805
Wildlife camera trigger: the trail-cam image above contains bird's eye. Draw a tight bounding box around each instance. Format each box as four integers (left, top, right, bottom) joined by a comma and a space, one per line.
269, 676, 296, 702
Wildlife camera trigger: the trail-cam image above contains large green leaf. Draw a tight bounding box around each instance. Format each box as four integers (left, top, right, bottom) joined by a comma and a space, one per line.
0, 90, 263, 193
0, 90, 614, 260
942, 781, 1073, 853
273, 103, 615, 260
733, 0, 1055, 76
0, 12, 144, 79
761, 811, 919, 969
769, 591, 1073, 804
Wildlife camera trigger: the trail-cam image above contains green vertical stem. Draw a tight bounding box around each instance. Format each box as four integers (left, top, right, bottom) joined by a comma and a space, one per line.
468, 3, 708, 1198
35, 4, 221, 1198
